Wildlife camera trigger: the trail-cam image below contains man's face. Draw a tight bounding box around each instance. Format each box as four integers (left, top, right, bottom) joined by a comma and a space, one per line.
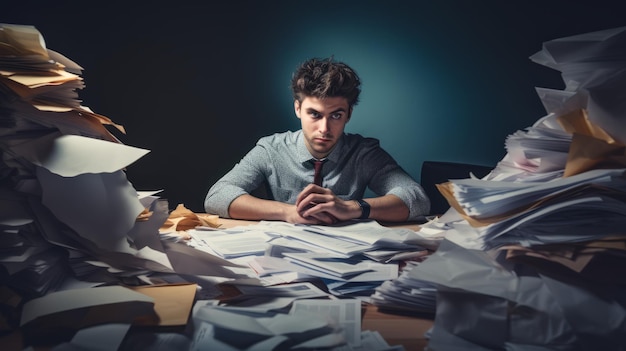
295, 96, 351, 159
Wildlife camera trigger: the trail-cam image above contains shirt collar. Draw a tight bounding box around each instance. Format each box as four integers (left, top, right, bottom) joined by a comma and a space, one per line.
325, 134, 345, 164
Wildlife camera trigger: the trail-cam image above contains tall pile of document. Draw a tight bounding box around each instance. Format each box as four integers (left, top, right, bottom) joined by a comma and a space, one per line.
408, 26, 626, 350
0, 24, 244, 319
0, 23, 156, 298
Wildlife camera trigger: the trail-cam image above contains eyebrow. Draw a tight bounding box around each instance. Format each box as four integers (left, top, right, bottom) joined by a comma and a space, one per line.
305, 107, 347, 115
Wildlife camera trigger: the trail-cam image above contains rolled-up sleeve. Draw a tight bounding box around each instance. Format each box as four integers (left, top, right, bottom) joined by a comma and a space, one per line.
204, 145, 269, 217
363, 143, 431, 221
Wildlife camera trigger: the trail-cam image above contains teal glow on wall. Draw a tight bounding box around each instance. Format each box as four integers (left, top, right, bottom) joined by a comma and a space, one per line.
236, 1, 562, 181
5, 0, 624, 211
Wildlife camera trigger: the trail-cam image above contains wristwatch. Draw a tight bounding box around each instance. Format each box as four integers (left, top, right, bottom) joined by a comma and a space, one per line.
356, 199, 370, 219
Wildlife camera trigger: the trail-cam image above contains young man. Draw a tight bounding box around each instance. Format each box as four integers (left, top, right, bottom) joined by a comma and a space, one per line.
204, 57, 430, 224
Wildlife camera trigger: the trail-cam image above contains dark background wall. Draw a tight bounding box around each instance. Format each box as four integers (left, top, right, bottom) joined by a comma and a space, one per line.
4, 1, 625, 212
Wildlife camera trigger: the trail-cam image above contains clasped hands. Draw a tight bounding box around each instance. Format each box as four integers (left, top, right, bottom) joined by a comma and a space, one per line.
290, 184, 359, 225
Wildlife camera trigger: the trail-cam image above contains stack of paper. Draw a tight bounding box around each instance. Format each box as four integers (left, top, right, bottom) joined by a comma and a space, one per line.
406, 26, 626, 349
187, 220, 432, 299
489, 113, 571, 182
440, 168, 626, 235
185, 298, 403, 351
369, 261, 437, 315
0, 23, 181, 295
409, 238, 626, 350
1, 24, 136, 296
1, 24, 256, 348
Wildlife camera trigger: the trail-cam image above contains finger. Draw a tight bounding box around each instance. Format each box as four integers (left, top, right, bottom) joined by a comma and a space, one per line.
297, 197, 329, 215
295, 184, 319, 206
290, 207, 323, 225
322, 211, 339, 224
313, 211, 338, 225
296, 193, 330, 213
301, 201, 337, 220
297, 201, 315, 214
296, 185, 331, 206
296, 216, 323, 225
297, 209, 327, 224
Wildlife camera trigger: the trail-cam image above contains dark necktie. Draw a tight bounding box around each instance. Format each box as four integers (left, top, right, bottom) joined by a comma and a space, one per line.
313, 159, 324, 186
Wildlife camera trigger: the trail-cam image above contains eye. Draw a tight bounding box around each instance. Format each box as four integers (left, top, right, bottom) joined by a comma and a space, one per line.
310, 111, 321, 118
330, 113, 343, 120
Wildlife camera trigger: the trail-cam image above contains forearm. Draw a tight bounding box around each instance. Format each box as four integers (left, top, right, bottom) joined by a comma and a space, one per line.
370, 172, 430, 220
364, 194, 410, 222
228, 194, 293, 221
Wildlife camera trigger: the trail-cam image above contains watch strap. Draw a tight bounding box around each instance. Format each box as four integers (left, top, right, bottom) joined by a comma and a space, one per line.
356, 199, 370, 219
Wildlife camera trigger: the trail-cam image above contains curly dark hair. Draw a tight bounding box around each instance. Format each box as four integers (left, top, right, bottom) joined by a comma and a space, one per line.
290, 57, 361, 108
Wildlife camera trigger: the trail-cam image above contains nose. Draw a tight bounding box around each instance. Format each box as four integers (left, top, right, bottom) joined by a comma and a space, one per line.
318, 117, 330, 134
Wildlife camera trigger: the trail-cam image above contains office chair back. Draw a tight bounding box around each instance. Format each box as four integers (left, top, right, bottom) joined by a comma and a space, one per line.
421, 161, 494, 216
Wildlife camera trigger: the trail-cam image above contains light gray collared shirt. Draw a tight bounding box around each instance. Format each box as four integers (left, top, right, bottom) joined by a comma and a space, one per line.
204, 130, 430, 220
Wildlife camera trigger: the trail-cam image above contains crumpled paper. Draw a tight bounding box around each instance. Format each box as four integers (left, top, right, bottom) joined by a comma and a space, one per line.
160, 204, 220, 234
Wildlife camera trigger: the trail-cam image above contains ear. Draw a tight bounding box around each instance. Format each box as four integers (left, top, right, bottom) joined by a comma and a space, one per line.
346, 107, 353, 121
294, 100, 301, 119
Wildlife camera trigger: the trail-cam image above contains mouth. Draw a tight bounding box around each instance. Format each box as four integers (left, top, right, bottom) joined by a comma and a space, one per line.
314, 137, 332, 143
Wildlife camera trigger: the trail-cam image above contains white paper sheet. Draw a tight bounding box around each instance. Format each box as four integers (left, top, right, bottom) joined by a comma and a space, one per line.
13, 133, 149, 177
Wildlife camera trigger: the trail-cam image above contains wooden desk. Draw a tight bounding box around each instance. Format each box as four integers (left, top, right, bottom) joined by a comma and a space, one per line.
213, 217, 434, 351
362, 305, 432, 351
